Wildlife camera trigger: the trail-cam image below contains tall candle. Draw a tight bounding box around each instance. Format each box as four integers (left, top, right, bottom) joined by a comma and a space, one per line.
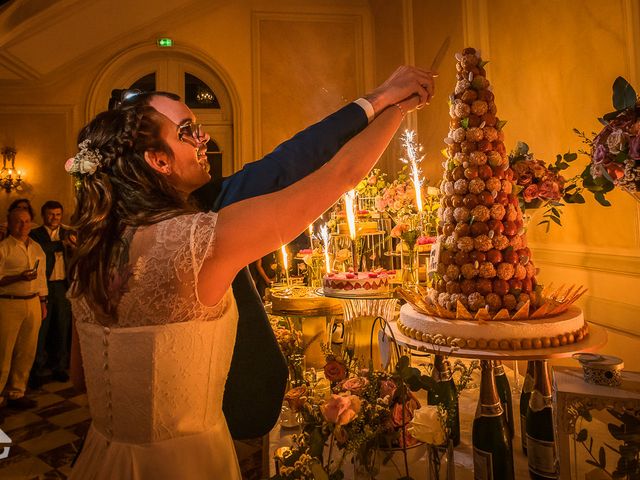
344, 190, 357, 272
308, 224, 314, 250
401, 130, 425, 213
281, 245, 290, 286
320, 224, 331, 273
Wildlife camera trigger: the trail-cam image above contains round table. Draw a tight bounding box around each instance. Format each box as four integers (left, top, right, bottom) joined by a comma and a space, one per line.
316, 288, 398, 368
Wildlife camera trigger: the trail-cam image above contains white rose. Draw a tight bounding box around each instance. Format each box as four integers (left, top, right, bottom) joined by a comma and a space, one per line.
606, 129, 628, 154
408, 405, 446, 445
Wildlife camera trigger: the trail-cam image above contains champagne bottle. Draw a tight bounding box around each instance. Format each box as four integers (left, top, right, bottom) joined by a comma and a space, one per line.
493, 361, 514, 439
472, 360, 515, 480
526, 360, 558, 479
427, 355, 461, 446
520, 361, 535, 455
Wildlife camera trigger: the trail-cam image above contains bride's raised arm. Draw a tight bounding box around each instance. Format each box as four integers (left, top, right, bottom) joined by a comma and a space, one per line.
198, 68, 435, 305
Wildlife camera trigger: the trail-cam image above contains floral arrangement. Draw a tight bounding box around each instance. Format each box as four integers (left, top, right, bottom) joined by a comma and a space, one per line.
574, 76, 640, 204
374, 165, 419, 219
509, 141, 585, 231
355, 168, 389, 199
273, 354, 440, 480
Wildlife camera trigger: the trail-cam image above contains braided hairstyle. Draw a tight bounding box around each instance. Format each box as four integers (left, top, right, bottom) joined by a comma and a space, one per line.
68, 104, 196, 314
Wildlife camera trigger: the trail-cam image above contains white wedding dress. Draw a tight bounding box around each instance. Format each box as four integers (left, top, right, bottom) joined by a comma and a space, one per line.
69, 212, 242, 480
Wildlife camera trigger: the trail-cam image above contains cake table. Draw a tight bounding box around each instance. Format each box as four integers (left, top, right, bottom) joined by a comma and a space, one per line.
385, 316, 607, 477
317, 288, 398, 369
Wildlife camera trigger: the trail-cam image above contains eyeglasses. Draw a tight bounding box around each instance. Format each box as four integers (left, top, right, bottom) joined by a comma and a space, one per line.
176, 121, 210, 147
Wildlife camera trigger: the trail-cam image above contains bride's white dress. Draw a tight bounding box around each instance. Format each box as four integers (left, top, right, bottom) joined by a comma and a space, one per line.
69, 212, 242, 480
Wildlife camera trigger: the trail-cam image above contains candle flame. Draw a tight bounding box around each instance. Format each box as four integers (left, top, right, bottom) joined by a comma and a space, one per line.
344, 190, 357, 240
281, 245, 288, 270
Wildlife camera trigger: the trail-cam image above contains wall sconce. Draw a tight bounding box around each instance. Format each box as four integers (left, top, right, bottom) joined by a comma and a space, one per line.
1, 147, 23, 192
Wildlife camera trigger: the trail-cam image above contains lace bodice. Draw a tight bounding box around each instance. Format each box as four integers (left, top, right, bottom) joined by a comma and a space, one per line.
71, 212, 229, 327
69, 213, 241, 478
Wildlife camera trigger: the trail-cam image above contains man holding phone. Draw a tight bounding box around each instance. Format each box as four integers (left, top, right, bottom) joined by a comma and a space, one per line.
0, 207, 47, 410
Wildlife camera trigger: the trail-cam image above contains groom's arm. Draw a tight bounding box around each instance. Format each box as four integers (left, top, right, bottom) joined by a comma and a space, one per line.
194, 101, 369, 212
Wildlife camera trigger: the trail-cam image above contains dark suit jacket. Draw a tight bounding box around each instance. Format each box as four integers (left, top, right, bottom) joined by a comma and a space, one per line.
29, 225, 73, 284
192, 102, 368, 439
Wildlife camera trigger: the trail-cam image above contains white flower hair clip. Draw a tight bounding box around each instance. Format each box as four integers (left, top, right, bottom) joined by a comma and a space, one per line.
65, 139, 103, 178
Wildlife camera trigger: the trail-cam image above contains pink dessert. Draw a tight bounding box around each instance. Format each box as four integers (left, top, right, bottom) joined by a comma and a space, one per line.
322, 271, 390, 296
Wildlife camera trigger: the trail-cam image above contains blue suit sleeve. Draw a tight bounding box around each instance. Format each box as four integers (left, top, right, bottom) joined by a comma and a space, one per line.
208, 102, 368, 212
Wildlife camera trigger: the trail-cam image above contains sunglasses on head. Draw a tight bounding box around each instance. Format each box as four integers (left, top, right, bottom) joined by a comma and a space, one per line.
108, 89, 144, 110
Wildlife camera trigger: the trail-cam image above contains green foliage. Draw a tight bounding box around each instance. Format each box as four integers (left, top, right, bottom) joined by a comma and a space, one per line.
574, 407, 640, 479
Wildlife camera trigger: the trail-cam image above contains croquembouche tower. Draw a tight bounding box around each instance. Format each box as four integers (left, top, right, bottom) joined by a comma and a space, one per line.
429, 46, 538, 316
398, 47, 588, 351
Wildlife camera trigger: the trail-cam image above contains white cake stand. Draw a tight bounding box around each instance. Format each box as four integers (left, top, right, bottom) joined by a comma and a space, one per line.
387, 320, 608, 361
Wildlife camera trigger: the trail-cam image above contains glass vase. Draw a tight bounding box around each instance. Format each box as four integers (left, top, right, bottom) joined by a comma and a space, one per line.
400, 242, 419, 288
427, 440, 455, 480
287, 353, 306, 388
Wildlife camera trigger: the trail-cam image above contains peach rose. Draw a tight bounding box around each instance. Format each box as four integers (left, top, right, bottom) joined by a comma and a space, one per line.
522, 184, 539, 203
284, 385, 308, 412
321, 394, 361, 425
341, 376, 369, 395
391, 395, 421, 427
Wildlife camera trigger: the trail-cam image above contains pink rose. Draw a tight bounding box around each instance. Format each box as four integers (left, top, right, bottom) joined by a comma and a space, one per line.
368, 175, 377, 185
64, 157, 75, 173
379, 379, 397, 400
374, 196, 386, 212
538, 180, 561, 200
341, 376, 369, 395
324, 359, 347, 383
391, 395, 421, 427
321, 394, 361, 425
522, 184, 539, 203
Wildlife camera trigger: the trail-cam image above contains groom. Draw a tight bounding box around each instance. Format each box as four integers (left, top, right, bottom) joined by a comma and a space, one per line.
115, 67, 430, 438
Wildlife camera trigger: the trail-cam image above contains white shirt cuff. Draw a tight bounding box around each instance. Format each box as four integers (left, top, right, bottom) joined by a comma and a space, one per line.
353, 97, 375, 123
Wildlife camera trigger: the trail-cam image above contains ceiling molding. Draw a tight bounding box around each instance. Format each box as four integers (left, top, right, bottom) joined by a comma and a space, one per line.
0, 0, 90, 51
0, 50, 39, 80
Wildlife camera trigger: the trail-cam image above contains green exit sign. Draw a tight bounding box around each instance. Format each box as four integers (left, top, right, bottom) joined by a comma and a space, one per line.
157, 38, 173, 48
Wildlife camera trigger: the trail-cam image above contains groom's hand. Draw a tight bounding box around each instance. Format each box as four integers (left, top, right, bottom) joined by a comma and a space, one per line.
364, 66, 437, 115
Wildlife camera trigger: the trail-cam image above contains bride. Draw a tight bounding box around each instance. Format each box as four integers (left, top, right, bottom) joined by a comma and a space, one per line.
66, 66, 435, 479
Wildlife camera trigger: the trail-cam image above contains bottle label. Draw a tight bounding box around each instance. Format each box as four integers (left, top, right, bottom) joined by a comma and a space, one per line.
520, 415, 527, 450
527, 435, 557, 477
473, 446, 493, 480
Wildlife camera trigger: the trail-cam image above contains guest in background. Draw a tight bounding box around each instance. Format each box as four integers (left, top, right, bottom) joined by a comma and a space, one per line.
29, 201, 76, 387
0, 207, 47, 410
0, 198, 35, 241
251, 251, 277, 300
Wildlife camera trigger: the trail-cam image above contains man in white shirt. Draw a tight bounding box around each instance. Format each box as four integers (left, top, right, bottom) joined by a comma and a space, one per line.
29, 201, 76, 387
0, 207, 47, 410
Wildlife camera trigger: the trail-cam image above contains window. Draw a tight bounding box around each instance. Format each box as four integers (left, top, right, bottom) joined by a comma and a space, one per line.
184, 73, 220, 109
129, 73, 156, 92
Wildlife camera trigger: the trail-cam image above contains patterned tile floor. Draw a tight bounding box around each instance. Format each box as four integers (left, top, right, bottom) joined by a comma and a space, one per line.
0, 380, 264, 479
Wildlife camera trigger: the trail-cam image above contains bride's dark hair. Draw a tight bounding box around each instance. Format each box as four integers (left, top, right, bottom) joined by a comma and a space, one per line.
68, 104, 195, 313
